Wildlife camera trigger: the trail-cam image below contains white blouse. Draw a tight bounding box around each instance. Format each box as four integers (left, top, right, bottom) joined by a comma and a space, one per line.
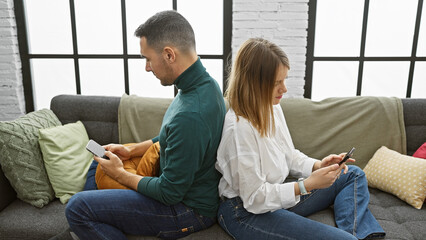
216, 104, 319, 214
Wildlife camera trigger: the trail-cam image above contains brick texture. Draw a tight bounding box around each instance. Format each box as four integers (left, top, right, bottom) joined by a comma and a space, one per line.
0, 0, 25, 121
233, 0, 309, 98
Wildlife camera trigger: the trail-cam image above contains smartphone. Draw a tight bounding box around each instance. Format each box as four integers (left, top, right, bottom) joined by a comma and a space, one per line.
338, 147, 355, 165
86, 139, 109, 159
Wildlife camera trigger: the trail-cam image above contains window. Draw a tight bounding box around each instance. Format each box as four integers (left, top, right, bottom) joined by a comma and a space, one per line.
14, 0, 232, 111
305, 0, 426, 100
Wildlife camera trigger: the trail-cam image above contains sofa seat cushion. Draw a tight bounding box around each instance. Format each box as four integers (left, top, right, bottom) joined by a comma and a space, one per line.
368, 188, 426, 240
0, 199, 68, 240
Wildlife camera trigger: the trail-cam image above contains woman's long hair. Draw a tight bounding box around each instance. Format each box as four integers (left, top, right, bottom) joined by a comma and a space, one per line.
225, 38, 290, 137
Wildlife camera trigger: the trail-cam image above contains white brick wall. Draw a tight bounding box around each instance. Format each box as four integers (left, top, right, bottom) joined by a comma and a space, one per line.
232, 0, 309, 98
0, 0, 25, 121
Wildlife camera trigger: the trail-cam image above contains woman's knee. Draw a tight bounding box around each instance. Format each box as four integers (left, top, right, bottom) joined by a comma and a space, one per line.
348, 165, 365, 177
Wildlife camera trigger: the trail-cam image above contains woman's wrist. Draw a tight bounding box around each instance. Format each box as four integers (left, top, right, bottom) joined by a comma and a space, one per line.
312, 160, 322, 171
303, 178, 314, 192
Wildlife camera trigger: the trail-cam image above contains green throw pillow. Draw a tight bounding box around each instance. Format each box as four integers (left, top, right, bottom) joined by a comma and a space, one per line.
39, 121, 93, 204
0, 109, 61, 208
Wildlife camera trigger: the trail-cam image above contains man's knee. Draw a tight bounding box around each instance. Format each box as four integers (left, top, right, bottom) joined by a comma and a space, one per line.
66, 192, 90, 223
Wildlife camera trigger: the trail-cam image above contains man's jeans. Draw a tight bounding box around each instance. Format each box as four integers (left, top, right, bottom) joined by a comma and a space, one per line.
66, 189, 215, 240
217, 166, 385, 240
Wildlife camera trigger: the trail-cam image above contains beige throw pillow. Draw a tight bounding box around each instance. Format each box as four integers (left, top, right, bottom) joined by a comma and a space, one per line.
364, 146, 426, 209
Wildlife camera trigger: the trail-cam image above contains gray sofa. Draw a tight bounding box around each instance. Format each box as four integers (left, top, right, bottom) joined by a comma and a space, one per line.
0, 94, 425, 240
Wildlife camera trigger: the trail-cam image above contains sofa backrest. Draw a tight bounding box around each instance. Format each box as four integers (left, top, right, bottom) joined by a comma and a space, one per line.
402, 98, 426, 155
50, 95, 121, 145
1, 95, 425, 211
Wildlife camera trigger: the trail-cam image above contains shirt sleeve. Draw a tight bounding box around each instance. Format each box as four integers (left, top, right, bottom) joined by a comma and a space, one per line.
138, 113, 208, 205
288, 149, 319, 178
151, 135, 159, 143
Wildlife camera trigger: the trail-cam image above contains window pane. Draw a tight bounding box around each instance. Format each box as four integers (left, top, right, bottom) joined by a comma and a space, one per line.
365, 0, 418, 57
315, 0, 364, 57
126, 0, 172, 55
178, 0, 223, 54
417, 1, 426, 56
31, 59, 75, 110
361, 61, 409, 97
24, 0, 73, 54
74, 0, 123, 54
202, 59, 223, 92
79, 59, 125, 96
411, 62, 426, 98
311, 61, 359, 101
128, 59, 174, 98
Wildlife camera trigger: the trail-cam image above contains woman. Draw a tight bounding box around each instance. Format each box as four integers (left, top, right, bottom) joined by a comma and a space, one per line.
215, 38, 385, 240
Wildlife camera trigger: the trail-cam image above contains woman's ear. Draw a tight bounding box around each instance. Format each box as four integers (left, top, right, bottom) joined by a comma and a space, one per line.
163, 47, 176, 63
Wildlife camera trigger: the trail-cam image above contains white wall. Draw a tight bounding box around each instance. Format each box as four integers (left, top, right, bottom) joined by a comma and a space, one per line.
0, 0, 310, 121
232, 0, 309, 98
0, 0, 25, 121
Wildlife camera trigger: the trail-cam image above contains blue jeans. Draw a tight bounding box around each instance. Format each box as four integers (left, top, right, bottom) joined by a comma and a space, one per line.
66, 189, 215, 240
217, 166, 385, 240
82, 160, 98, 191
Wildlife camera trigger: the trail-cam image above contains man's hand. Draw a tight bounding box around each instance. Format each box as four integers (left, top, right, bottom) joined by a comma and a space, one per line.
94, 151, 126, 180
94, 151, 143, 190
104, 144, 131, 161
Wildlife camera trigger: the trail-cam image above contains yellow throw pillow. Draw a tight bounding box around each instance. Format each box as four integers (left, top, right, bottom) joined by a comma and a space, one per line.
364, 146, 426, 209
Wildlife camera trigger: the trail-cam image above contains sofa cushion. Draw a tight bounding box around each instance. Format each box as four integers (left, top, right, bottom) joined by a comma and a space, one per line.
0, 109, 60, 208
118, 94, 172, 144
368, 188, 426, 240
0, 199, 68, 240
281, 97, 406, 169
39, 121, 93, 204
364, 146, 426, 209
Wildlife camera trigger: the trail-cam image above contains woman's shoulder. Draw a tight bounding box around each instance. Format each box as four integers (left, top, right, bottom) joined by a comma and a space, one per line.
224, 108, 256, 133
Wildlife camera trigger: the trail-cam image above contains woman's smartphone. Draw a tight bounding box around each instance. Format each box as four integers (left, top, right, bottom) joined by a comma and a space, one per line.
338, 147, 355, 165
86, 139, 109, 159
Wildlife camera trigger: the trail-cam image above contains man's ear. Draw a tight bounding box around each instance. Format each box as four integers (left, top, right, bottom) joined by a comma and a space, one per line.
163, 47, 176, 63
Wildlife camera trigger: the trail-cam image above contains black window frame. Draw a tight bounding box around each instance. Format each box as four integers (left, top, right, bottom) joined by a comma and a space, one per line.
14, 0, 233, 113
305, 0, 426, 99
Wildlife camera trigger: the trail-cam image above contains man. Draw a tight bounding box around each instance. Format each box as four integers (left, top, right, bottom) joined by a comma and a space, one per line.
65, 10, 226, 240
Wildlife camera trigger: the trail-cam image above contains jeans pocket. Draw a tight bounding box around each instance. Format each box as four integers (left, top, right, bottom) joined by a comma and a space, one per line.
232, 199, 251, 221
157, 226, 195, 240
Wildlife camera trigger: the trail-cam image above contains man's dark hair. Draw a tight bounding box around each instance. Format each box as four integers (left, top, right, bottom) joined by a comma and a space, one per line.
134, 10, 196, 53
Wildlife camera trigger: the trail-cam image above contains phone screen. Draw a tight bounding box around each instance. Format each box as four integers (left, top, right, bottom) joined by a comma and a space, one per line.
339, 147, 355, 165
86, 140, 108, 159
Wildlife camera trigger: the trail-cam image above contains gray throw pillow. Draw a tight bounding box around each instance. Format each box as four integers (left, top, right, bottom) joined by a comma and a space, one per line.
0, 109, 61, 208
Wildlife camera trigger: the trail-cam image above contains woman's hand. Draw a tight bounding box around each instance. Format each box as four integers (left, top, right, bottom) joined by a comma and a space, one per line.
304, 163, 344, 191
318, 153, 355, 174
104, 144, 131, 161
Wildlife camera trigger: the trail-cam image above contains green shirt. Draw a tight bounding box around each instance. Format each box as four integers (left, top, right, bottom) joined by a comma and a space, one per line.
137, 58, 226, 218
